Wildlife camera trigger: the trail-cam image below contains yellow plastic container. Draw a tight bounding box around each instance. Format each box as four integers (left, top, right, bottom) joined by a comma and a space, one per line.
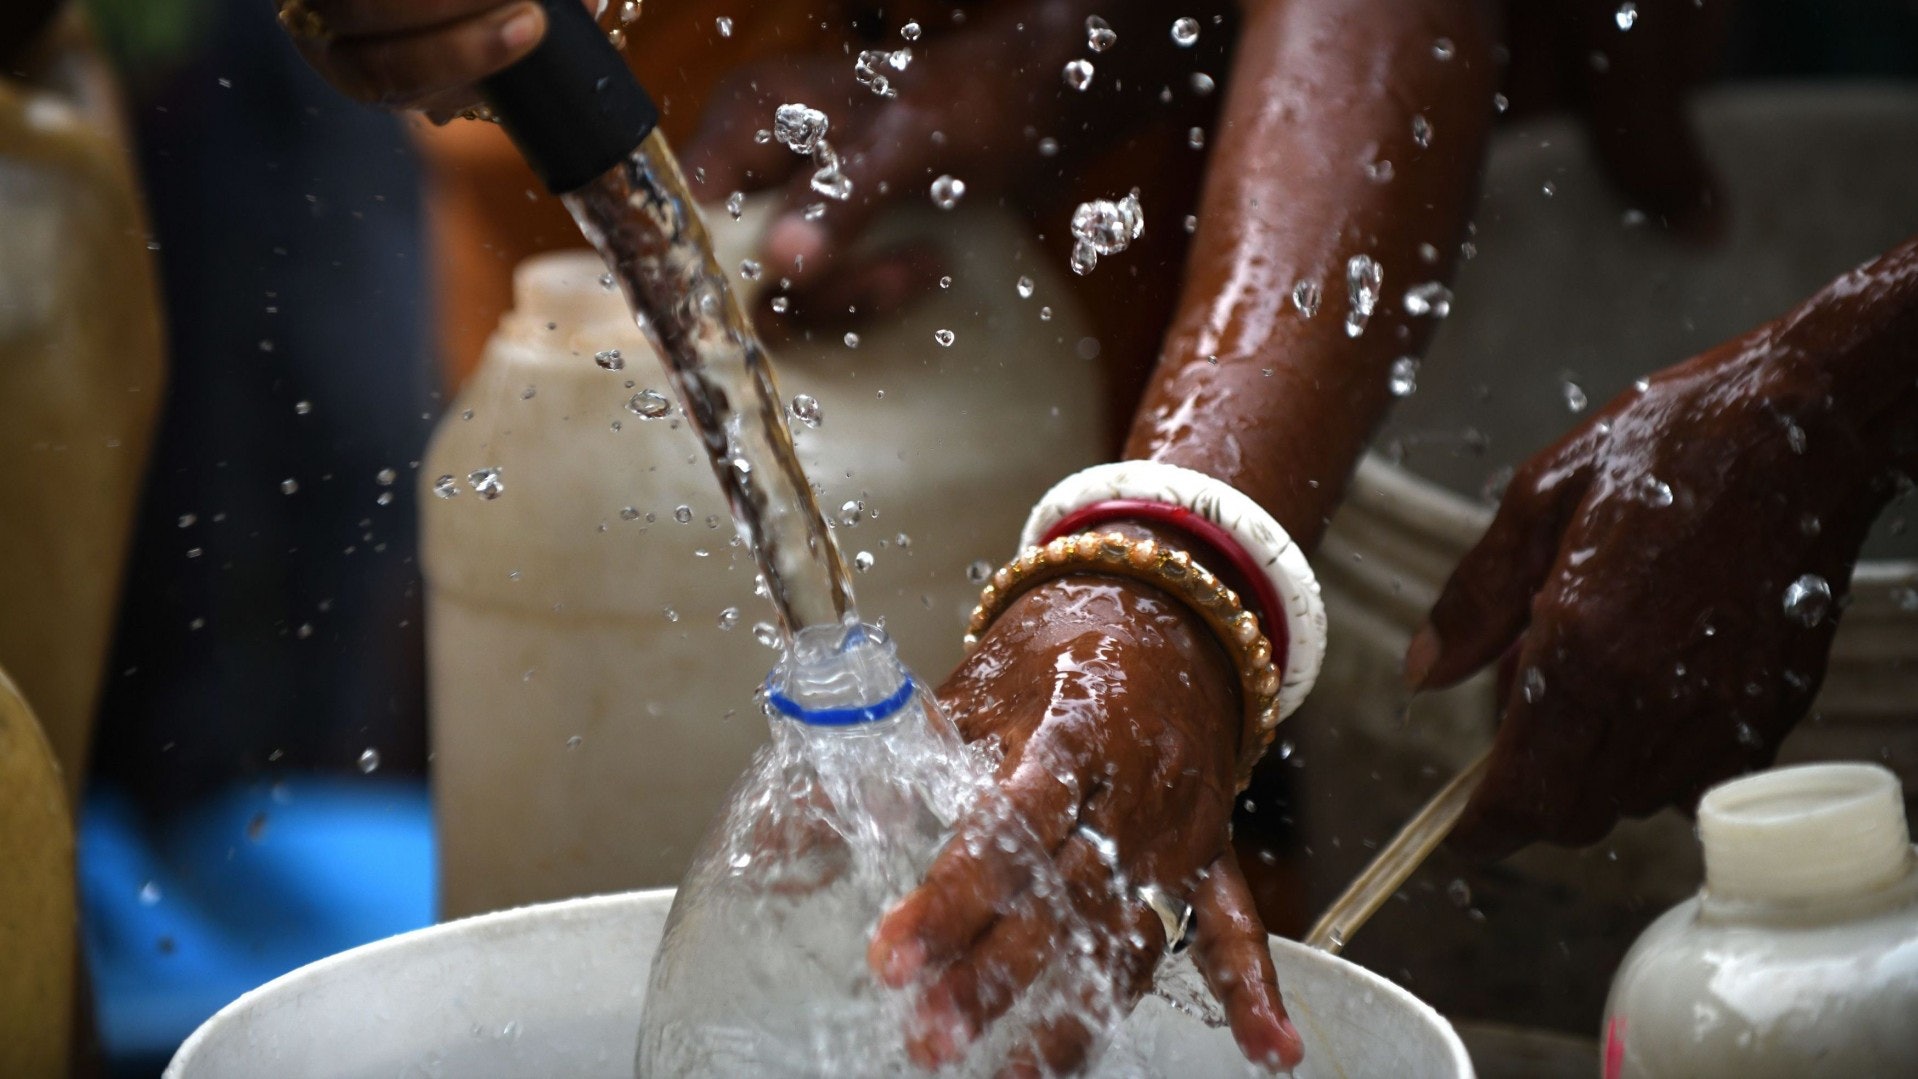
0, 14, 167, 802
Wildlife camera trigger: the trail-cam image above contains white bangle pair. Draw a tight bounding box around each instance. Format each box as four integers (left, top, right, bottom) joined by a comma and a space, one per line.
1019, 461, 1327, 729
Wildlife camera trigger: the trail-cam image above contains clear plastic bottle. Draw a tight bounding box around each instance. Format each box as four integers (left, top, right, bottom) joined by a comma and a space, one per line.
636, 623, 1122, 1077
1602, 762, 1918, 1077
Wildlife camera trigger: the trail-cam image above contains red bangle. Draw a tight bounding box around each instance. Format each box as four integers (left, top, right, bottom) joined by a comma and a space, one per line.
1040, 499, 1291, 673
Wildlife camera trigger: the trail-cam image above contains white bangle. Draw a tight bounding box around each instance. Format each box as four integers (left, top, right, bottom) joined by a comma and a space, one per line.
1019, 461, 1326, 726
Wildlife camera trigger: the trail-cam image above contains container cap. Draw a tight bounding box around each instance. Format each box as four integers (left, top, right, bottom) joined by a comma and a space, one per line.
1699, 762, 1912, 904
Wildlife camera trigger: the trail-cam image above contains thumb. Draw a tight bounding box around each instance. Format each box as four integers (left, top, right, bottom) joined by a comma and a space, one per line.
1405, 449, 1592, 692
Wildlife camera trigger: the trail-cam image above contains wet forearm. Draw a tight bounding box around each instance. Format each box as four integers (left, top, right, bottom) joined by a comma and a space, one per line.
1124, 0, 1498, 549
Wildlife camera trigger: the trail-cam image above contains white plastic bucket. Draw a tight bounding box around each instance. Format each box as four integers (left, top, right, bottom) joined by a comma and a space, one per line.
165, 888, 1473, 1078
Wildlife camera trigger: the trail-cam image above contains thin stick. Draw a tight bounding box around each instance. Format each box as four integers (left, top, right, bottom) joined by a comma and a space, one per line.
1303, 748, 1492, 955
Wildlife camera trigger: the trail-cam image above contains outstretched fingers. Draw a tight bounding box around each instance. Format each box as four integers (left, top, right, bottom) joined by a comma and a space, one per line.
870, 740, 1087, 987
1405, 447, 1593, 692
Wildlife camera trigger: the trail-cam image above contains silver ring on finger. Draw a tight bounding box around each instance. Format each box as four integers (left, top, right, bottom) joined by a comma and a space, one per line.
1135, 883, 1193, 955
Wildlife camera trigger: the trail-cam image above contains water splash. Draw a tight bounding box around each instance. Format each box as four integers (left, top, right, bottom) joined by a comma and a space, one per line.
1783, 574, 1832, 627
1344, 254, 1382, 337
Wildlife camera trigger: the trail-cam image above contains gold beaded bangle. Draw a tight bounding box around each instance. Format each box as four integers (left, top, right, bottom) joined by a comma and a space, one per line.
964, 531, 1284, 788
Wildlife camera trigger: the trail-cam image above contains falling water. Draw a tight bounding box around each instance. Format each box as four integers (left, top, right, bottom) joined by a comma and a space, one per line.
562, 131, 855, 641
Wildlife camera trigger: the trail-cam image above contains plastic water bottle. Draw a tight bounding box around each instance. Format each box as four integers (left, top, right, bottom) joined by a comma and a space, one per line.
635, 622, 1122, 1076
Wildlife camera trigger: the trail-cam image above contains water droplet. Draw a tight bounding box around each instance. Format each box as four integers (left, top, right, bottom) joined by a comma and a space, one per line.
1541, 179, 1558, 198
938, 275, 952, 289
1037, 136, 1060, 156
726, 191, 744, 220
1086, 15, 1117, 51
1015, 275, 1035, 299
1782, 574, 1831, 626
1039, 306, 1053, 321
717, 606, 741, 630
934, 329, 956, 347
139, 880, 162, 906
280, 478, 299, 495
177, 513, 197, 528
598, 272, 615, 290
966, 559, 993, 584
929, 174, 966, 210
842, 332, 860, 349
1388, 356, 1419, 397
293, 400, 312, 415
853, 49, 899, 97
1170, 17, 1200, 46
673, 505, 693, 524
713, 14, 732, 36
1562, 381, 1588, 413
1493, 92, 1510, 114
738, 258, 762, 281
468, 467, 505, 500
1410, 114, 1433, 148
752, 622, 779, 648
810, 156, 853, 201
1635, 475, 1672, 507
1063, 59, 1095, 91
1292, 280, 1322, 318
769, 295, 791, 314
627, 389, 673, 418
1402, 281, 1452, 318
1190, 71, 1215, 95
838, 499, 863, 527
1187, 126, 1205, 149
1446, 878, 1471, 906
1786, 422, 1807, 455
375, 467, 397, 487
1183, 214, 1198, 234
1890, 585, 1918, 612
1069, 192, 1144, 276
1344, 254, 1382, 338
853, 550, 875, 572
900, 20, 921, 42
1521, 666, 1546, 704
1433, 37, 1456, 61
1365, 157, 1396, 184
432, 474, 459, 499
357, 747, 381, 773
1615, 2, 1638, 31
772, 103, 829, 155
594, 348, 625, 371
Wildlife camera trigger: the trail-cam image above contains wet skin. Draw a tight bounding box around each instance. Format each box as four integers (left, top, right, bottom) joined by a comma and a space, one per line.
277, 0, 1825, 1072
1406, 234, 1918, 861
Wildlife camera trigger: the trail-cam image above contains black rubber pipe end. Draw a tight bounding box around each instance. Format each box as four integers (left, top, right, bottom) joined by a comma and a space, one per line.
480, 0, 659, 195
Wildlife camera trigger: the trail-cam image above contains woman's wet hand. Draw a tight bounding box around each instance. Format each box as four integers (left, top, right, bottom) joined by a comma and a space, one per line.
1406, 237, 1918, 861
276, 0, 591, 114
868, 574, 1302, 1074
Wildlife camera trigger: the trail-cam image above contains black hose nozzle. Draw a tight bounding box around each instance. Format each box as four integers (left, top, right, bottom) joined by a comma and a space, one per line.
480, 0, 659, 195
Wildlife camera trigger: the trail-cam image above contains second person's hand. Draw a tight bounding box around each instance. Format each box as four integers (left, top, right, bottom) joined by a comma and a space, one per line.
1406, 235, 1918, 861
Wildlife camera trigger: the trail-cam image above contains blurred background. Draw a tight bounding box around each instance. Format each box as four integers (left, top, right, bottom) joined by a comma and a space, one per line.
2, 1, 1917, 1076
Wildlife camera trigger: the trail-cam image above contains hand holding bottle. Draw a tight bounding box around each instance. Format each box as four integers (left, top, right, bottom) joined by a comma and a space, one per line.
1407, 234, 1918, 861
871, 575, 1303, 1074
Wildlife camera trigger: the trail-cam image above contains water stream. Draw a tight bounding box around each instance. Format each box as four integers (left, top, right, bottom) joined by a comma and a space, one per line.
563, 131, 857, 642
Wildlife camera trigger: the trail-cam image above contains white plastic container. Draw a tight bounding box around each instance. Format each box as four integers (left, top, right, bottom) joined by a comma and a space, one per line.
1292, 85, 1918, 1028
164, 888, 1475, 1078
1601, 763, 1918, 1077
421, 202, 1107, 916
